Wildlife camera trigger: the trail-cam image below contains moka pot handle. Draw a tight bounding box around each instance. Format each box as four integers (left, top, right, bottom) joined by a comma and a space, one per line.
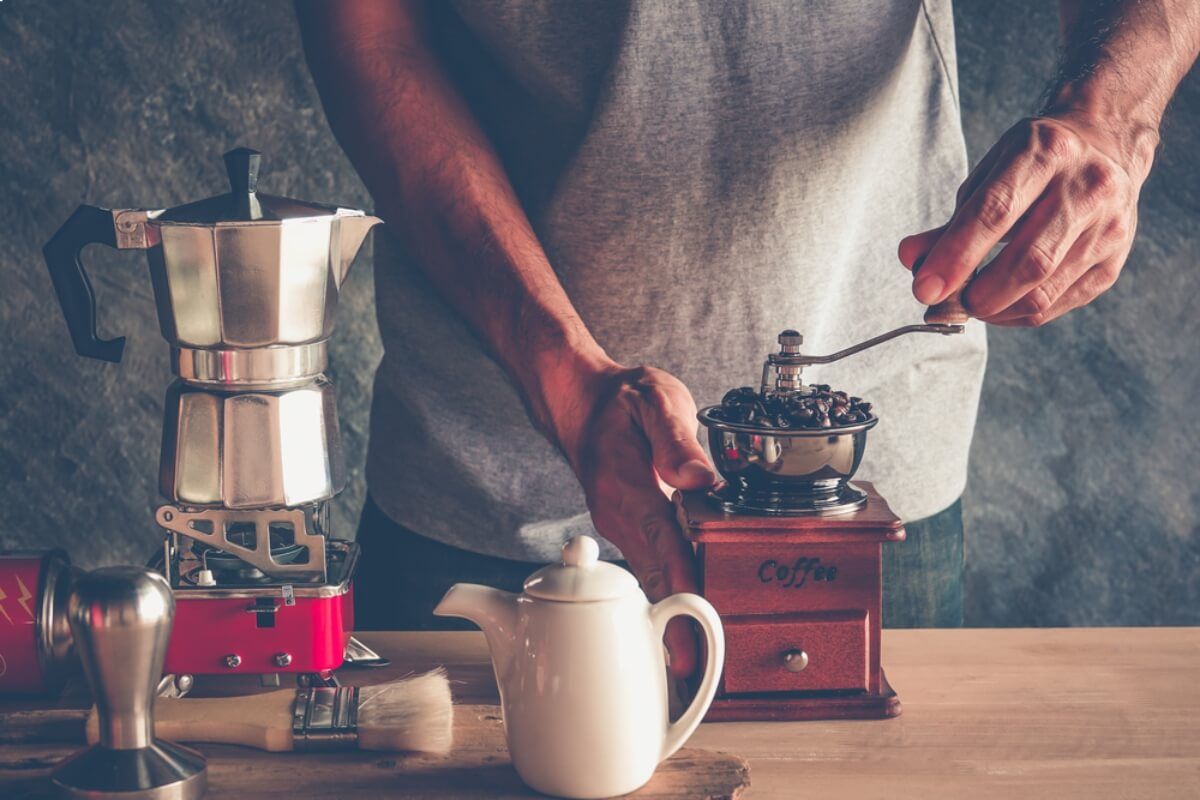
42, 204, 127, 362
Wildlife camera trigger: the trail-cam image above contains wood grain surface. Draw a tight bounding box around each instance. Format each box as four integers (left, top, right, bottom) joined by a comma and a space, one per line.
2, 628, 1198, 799
0, 704, 749, 800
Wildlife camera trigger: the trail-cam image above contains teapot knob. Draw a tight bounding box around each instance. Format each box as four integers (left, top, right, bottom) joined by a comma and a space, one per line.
562, 535, 600, 567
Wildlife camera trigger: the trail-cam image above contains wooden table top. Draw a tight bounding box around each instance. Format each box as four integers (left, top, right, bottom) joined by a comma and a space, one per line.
3, 627, 1197, 799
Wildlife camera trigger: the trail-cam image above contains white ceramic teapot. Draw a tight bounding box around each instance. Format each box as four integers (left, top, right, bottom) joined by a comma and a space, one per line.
434, 535, 724, 799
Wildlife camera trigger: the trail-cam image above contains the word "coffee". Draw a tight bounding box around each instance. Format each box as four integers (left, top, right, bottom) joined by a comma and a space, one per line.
757, 556, 838, 589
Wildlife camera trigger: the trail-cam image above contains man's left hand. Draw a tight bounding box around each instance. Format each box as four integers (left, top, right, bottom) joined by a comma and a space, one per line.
898, 113, 1156, 327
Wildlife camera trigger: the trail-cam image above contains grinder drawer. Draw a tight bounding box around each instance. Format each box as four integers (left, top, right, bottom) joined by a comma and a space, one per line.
721, 610, 869, 694
699, 542, 879, 616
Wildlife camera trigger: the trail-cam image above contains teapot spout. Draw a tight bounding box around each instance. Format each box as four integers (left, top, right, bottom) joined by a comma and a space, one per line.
434, 583, 520, 680
335, 213, 383, 285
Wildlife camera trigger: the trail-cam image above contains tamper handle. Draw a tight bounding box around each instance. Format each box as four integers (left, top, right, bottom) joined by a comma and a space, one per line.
68, 567, 175, 750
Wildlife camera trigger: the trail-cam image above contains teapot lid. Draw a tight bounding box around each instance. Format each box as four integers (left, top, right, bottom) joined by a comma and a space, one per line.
523, 535, 639, 602
156, 147, 351, 224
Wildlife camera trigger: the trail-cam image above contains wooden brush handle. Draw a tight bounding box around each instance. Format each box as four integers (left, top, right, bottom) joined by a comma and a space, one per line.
913, 257, 971, 325
86, 689, 297, 751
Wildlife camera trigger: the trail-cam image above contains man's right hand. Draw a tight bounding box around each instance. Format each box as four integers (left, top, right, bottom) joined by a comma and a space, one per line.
296, 3, 715, 678
547, 363, 716, 679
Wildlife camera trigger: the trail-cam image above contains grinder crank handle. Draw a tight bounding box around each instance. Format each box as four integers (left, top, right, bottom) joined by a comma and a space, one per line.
912, 255, 970, 325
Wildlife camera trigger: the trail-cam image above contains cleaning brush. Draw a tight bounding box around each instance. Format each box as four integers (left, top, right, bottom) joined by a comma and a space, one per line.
86, 668, 453, 754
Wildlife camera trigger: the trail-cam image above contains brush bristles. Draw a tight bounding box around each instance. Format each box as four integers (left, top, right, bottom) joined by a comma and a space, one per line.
356, 667, 454, 754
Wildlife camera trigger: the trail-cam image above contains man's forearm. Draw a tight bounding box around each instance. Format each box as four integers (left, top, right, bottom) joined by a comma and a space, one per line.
1049, 0, 1200, 172
295, 0, 612, 440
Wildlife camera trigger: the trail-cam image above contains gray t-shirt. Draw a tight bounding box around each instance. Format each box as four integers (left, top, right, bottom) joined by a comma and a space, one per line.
366, 0, 987, 562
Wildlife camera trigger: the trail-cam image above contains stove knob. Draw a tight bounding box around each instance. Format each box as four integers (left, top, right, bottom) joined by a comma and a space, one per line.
223, 654, 242, 669
782, 648, 809, 673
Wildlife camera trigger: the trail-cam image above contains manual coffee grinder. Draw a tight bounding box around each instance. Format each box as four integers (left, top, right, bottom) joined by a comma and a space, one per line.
43, 148, 381, 689
677, 298, 966, 721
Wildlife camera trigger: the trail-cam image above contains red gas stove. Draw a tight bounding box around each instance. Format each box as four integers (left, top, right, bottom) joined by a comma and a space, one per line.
154, 506, 357, 683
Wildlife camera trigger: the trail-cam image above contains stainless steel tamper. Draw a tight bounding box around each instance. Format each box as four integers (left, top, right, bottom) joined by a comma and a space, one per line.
51, 567, 207, 800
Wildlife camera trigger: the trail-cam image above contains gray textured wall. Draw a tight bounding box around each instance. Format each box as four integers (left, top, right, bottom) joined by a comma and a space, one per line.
0, 1, 1195, 626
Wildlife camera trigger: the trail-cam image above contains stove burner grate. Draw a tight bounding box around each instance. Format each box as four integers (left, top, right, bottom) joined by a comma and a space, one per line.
185, 524, 311, 584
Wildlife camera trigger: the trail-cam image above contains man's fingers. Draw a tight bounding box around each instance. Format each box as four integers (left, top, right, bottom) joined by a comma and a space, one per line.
584, 428, 701, 677
662, 619, 699, 679
899, 135, 1005, 271
963, 183, 1094, 318
977, 222, 1102, 323
984, 256, 1123, 327
913, 143, 1056, 305
599, 490, 701, 677
898, 226, 944, 270
955, 135, 1008, 209
627, 376, 714, 490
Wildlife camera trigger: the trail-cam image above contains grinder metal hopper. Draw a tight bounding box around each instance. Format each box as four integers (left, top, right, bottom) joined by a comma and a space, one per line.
699, 320, 963, 515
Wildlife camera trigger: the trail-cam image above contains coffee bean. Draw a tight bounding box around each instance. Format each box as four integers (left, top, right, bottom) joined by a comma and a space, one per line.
723, 387, 759, 407
711, 384, 875, 430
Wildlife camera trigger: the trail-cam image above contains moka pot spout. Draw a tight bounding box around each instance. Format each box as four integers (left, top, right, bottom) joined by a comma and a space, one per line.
335, 213, 383, 285
433, 583, 519, 681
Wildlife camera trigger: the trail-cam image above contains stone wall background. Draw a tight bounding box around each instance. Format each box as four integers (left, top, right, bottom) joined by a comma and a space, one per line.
0, 1, 1195, 625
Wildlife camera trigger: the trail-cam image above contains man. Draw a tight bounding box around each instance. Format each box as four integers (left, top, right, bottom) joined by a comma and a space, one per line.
296, 1, 1198, 676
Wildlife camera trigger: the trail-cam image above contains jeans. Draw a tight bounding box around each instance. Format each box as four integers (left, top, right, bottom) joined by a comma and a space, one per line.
353, 496, 964, 631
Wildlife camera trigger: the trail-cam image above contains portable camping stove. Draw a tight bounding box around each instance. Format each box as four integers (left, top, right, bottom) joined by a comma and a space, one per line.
43, 147, 383, 688
677, 321, 963, 721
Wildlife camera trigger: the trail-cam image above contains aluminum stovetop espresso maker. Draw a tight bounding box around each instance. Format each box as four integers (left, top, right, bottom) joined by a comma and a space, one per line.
43, 147, 382, 688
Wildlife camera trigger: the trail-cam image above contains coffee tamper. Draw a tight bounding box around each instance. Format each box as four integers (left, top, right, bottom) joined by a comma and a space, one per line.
51, 567, 207, 800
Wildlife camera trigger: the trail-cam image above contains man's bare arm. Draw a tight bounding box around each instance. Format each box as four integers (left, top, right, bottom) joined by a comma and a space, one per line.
294, 0, 604, 432
901, 0, 1200, 326
295, 0, 713, 676
1052, 0, 1200, 136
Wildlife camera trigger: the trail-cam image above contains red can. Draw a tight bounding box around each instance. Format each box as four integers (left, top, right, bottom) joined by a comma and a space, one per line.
0, 551, 76, 695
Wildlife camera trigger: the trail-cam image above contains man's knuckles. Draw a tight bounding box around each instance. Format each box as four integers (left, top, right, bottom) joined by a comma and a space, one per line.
1014, 241, 1060, 285
973, 182, 1021, 234
1080, 160, 1123, 199
1010, 285, 1057, 319
1028, 118, 1081, 163
1100, 216, 1133, 247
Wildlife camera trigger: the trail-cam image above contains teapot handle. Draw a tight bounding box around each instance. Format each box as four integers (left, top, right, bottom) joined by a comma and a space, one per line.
42, 204, 126, 362
649, 592, 725, 762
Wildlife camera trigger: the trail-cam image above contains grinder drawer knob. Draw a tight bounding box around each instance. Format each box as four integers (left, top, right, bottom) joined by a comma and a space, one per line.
782, 648, 809, 673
